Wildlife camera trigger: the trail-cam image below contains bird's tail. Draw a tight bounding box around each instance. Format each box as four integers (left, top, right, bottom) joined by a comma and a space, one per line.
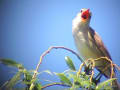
95, 59, 120, 90
112, 79, 120, 90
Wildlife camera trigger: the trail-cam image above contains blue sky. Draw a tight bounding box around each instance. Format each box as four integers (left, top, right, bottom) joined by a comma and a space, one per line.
0, 0, 120, 89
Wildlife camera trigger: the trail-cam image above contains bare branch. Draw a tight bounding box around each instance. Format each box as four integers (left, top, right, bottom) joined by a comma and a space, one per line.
42, 82, 70, 89
94, 57, 114, 79
30, 46, 81, 90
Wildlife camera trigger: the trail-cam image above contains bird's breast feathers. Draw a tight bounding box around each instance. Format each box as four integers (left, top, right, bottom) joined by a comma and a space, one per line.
73, 27, 105, 60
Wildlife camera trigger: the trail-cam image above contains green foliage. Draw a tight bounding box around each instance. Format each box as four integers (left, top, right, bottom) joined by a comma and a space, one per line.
5, 71, 22, 90
0, 58, 41, 90
34, 83, 42, 90
0, 58, 23, 69
0, 57, 115, 90
65, 56, 76, 71
23, 69, 33, 85
68, 72, 95, 89
43, 70, 53, 76
96, 78, 116, 90
55, 73, 72, 86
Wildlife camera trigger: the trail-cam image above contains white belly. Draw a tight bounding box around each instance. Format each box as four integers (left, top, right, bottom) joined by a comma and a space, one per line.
73, 30, 102, 61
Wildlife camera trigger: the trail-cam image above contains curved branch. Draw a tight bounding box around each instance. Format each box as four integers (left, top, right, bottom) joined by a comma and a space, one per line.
30, 46, 82, 90
42, 82, 71, 89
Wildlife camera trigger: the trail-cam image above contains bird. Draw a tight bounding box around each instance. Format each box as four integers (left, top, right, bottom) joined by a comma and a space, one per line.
72, 8, 120, 89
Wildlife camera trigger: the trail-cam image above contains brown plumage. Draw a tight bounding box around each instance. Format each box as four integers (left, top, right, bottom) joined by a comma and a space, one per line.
72, 8, 120, 89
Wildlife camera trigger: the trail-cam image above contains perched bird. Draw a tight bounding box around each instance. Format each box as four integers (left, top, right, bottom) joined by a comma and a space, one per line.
72, 8, 119, 89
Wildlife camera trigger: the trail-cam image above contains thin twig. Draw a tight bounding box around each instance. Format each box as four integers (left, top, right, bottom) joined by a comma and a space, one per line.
94, 57, 114, 79
77, 62, 85, 77
77, 57, 118, 83
77, 58, 95, 82
89, 59, 95, 82
30, 46, 81, 90
42, 82, 70, 89
93, 57, 116, 86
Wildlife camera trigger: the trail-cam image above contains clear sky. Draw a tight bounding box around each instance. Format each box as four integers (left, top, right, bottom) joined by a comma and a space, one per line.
0, 0, 120, 89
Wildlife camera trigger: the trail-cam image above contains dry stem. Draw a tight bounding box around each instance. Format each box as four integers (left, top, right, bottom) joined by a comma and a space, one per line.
29, 46, 120, 89
30, 46, 81, 90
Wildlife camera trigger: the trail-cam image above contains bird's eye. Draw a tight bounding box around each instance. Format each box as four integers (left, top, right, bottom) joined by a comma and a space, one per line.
80, 10, 82, 13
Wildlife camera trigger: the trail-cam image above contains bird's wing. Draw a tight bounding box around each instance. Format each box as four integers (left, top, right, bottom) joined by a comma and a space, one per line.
89, 27, 115, 78
89, 27, 112, 60
89, 28, 119, 89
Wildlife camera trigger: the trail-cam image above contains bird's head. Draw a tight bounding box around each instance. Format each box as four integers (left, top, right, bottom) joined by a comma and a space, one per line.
72, 8, 91, 29
80, 8, 91, 23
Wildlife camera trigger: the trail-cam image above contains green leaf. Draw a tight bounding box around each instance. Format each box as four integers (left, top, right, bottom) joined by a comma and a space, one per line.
55, 73, 72, 86
5, 71, 22, 90
0, 58, 23, 69
43, 70, 53, 75
34, 83, 42, 90
96, 78, 117, 89
23, 69, 33, 85
65, 56, 76, 71
69, 72, 95, 89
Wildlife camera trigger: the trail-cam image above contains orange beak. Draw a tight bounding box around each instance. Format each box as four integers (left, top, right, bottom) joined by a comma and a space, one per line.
81, 9, 90, 21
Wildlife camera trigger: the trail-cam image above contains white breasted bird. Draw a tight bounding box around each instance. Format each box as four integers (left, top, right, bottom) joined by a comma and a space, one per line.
72, 8, 120, 89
